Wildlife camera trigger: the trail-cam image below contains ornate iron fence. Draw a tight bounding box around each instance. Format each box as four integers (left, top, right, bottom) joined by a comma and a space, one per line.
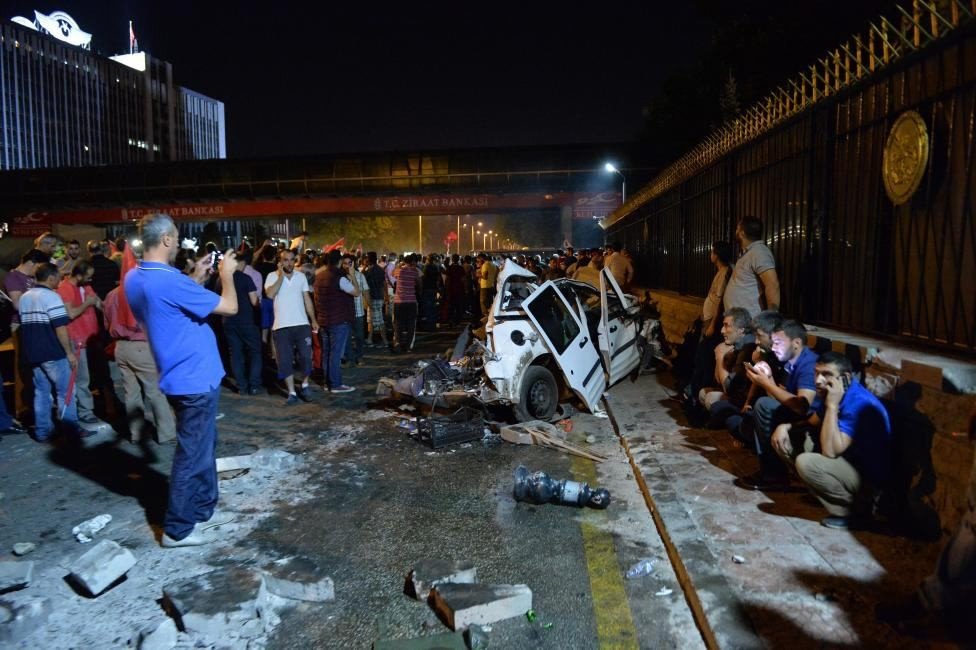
605, 1, 976, 354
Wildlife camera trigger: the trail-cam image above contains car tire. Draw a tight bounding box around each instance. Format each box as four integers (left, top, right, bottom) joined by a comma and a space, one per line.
516, 365, 558, 422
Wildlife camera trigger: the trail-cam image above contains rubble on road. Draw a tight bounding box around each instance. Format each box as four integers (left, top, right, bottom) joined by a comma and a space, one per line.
71, 513, 112, 543
0, 596, 51, 644
512, 465, 611, 509
162, 567, 263, 637
11, 543, 35, 557
373, 630, 467, 649
0, 561, 34, 593
69, 539, 137, 596
137, 617, 178, 650
262, 556, 334, 603
404, 560, 477, 600
428, 582, 533, 631
215, 454, 254, 473
500, 420, 607, 462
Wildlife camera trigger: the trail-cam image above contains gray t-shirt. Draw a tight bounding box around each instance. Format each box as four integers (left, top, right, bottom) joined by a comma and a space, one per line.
723, 241, 776, 317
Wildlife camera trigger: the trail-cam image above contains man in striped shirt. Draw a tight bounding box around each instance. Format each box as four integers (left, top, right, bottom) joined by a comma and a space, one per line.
19, 264, 82, 442
392, 254, 421, 353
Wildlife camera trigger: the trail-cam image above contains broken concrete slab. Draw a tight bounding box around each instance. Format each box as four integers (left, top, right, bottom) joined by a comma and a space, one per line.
0, 597, 51, 645
428, 583, 532, 631
404, 560, 477, 601
250, 448, 301, 472
216, 455, 254, 473
69, 539, 137, 596
262, 571, 334, 603
373, 631, 467, 649
0, 561, 34, 593
162, 567, 263, 638
138, 617, 178, 650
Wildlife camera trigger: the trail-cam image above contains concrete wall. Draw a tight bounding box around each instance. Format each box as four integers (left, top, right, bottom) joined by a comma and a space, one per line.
645, 288, 976, 537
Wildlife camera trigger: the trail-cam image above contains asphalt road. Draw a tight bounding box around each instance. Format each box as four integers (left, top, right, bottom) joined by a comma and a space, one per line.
0, 325, 702, 649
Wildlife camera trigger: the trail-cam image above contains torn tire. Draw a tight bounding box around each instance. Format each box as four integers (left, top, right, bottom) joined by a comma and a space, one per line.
515, 365, 558, 422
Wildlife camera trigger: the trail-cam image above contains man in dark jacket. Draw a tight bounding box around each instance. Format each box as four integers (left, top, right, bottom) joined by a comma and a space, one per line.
313, 250, 360, 393
88, 240, 120, 300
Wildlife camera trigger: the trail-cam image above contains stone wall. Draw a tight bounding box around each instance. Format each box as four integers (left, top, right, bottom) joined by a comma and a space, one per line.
644, 288, 976, 536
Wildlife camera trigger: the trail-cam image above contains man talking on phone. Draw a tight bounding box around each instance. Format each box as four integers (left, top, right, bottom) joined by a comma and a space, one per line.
770, 351, 892, 529
125, 213, 240, 547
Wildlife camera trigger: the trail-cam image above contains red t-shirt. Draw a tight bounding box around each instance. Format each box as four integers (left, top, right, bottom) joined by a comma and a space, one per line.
56, 280, 99, 347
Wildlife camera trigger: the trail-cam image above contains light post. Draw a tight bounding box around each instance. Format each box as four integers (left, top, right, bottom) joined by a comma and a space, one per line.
605, 162, 626, 205
418, 214, 423, 253
488, 230, 493, 250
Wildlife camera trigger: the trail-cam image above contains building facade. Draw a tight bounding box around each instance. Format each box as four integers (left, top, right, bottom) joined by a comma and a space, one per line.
0, 11, 225, 170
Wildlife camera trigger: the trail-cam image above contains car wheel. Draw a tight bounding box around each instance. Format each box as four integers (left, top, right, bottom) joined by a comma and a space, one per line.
515, 365, 558, 422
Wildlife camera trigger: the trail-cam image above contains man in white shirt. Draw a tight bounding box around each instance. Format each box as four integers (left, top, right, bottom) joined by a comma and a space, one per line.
724, 216, 780, 317
264, 250, 318, 404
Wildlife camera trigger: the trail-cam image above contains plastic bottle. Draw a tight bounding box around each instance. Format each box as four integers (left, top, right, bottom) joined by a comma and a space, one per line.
625, 559, 655, 579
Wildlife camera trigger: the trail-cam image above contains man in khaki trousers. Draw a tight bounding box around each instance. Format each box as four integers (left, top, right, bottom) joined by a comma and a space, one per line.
102, 286, 175, 443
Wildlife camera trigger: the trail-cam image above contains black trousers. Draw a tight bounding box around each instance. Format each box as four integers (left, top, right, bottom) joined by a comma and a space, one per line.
393, 302, 418, 349
225, 320, 263, 391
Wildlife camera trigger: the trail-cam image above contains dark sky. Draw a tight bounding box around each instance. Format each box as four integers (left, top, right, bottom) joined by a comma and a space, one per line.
7, 1, 710, 157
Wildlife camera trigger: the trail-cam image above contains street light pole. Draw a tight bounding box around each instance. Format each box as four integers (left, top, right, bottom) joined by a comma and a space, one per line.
605, 163, 627, 205
418, 214, 423, 253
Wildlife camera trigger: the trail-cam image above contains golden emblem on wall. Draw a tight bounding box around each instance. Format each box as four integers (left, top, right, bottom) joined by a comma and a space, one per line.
882, 110, 929, 205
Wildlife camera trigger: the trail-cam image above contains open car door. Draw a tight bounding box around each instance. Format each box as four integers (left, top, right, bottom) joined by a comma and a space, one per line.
599, 268, 641, 386
521, 281, 605, 413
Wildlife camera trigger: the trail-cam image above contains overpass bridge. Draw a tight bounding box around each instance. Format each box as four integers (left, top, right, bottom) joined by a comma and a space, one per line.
0, 143, 651, 255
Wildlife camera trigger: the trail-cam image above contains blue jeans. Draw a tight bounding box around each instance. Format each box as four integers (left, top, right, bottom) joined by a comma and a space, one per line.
344, 316, 365, 362
0, 368, 12, 430
32, 358, 79, 440
321, 322, 350, 389
165, 387, 220, 540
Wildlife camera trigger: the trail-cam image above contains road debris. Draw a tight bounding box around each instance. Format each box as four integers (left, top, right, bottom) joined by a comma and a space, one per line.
501, 421, 606, 462
0, 561, 33, 593
429, 582, 533, 631
71, 514, 112, 543
405, 560, 477, 601
11, 543, 35, 557
625, 559, 655, 579
513, 465, 611, 509
732, 554, 746, 564
0, 597, 50, 645
655, 587, 673, 597
69, 540, 137, 596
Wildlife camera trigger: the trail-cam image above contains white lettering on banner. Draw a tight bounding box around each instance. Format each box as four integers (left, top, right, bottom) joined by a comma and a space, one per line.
372, 196, 490, 211
121, 206, 226, 220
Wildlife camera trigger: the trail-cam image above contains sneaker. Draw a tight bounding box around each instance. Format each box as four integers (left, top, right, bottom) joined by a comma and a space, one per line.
821, 515, 850, 530
298, 386, 313, 402
330, 385, 356, 394
199, 509, 237, 531
161, 524, 218, 548
0, 422, 28, 435
285, 394, 299, 405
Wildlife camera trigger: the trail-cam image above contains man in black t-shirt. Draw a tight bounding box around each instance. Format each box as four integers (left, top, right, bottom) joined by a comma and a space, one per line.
223, 257, 263, 394
363, 252, 388, 347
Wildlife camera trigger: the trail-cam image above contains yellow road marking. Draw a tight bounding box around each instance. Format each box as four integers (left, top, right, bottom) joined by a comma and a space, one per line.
572, 455, 639, 649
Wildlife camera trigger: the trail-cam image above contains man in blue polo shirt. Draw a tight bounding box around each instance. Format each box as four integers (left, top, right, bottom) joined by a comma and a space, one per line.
125, 213, 239, 548
736, 319, 817, 490
772, 351, 892, 529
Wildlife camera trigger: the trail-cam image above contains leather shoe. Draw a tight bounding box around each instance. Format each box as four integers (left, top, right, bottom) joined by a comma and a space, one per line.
199, 509, 237, 531
161, 524, 218, 547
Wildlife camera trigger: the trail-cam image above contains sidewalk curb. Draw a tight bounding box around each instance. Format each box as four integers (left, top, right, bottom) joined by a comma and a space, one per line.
605, 397, 763, 650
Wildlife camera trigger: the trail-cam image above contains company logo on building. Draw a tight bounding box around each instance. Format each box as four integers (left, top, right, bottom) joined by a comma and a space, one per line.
11, 10, 92, 49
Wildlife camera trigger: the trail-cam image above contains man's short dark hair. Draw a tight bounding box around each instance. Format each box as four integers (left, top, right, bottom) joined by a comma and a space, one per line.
240, 250, 253, 265
328, 249, 342, 266
70, 261, 93, 278
21, 249, 49, 265
367, 251, 377, 265
739, 215, 764, 241
279, 248, 296, 261
712, 241, 733, 266
67, 239, 81, 247
776, 319, 807, 343
817, 350, 853, 375
752, 310, 783, 335
722, 307, 752, 332
35, 263, 59, 283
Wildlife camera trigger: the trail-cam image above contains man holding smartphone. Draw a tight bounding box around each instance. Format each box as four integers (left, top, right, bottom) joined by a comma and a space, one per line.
770, 351, 893, 529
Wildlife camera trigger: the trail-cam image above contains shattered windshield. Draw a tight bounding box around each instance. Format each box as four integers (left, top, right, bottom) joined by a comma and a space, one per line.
526, 285, 580, 354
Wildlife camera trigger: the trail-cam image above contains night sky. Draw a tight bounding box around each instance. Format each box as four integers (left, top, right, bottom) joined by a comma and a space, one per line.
8, 1, 710, 157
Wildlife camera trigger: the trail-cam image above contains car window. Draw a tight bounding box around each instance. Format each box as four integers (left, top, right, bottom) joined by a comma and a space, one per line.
556, 283, 600, 314
500, 279, 533, 311
526, 285, 580, 355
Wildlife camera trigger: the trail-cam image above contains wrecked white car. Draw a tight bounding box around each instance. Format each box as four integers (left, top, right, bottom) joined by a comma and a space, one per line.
385, 261, 665, 422
475, 261, 646, 421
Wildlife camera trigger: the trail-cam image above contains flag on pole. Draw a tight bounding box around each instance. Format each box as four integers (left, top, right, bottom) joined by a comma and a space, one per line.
323, 237, 345, 253
129, 20, 137, 53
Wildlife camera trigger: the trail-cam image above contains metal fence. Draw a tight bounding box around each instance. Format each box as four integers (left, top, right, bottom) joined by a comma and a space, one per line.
606, 5, 976, 354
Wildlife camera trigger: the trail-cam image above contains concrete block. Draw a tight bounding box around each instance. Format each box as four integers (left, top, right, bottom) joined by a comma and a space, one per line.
429, 583, 532, 631
251, 448, 300, 472
0, 597, 51, 645
373, 631, 467, 649
138, 618, 178, 650
262, 570, 334, 603
216, 455, 253, 473
163, 567, 262, 637
405, 560, 477, 600
11, 543, 35, 557
69, 539, 137, 596
0, 561, 33, 593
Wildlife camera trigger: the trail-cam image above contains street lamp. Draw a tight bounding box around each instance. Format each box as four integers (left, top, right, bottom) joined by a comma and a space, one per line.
605, 162, 626, 205
488, 230, 493, 250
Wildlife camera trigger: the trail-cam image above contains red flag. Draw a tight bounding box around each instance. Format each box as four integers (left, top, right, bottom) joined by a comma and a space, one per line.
355, 242, 363, 256
129, 21, 135, 52
323, 237, 345, 253
117, 245, 139, 329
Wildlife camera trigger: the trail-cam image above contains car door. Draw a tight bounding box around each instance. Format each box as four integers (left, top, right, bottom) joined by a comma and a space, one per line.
599, 268, 641, 385
521, 281, 605, 413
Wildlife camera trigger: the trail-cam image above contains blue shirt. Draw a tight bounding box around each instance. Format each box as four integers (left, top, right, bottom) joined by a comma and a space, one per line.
813, 380, 893, 485
124, 262, 222, 395
782, 346, 817, 395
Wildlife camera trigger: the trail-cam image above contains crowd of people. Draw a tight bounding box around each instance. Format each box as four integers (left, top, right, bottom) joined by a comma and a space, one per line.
0, 215, 970, 623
